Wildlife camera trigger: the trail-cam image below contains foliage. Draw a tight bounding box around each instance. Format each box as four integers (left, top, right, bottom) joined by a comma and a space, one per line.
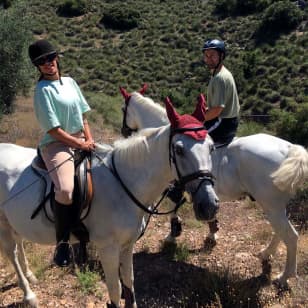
0, 1, 32, 114
161, 241, 190, 262
214, 0, 269, 16
2, 0, 306, 134
288, 184, 308, 231
76, 267, 100, 295
256, 1, 303, 37
269, 103, 308, 146
237, 120, 268, 136
85, 92, 122, 130
100, 4, 141, 30
56, 0, 88, 17
0, 0, 13, 9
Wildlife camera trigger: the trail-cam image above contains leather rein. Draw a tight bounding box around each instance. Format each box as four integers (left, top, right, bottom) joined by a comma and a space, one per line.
113, 124, 215, 216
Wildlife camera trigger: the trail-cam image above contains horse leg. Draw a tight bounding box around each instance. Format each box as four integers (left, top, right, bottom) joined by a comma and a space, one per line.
119, 245, 137, 308
97, 245, 121, 308
0, 216, 38, 307
263, 212, 298, 286
165, 213, 182, 243
16, 239, 38, 284
206, 219, 219, 242
257, 233, 280, 260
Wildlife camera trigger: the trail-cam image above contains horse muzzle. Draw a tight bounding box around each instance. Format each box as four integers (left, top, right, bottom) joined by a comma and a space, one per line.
191, 181, 219, 221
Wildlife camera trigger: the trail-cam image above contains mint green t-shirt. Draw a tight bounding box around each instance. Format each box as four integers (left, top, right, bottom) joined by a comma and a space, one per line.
34, 76, 90, 147
207, 66, 240, 118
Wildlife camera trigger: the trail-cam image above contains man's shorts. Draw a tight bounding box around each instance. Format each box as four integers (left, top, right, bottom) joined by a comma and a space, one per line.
204, 117, 239, 143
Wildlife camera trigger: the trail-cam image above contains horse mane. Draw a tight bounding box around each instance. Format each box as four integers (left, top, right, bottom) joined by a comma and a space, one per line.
113, 126, 169, 166
131, 92, 169, 125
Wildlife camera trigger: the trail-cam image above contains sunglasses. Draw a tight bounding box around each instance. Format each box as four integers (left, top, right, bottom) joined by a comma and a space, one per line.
34, 53, 57, 66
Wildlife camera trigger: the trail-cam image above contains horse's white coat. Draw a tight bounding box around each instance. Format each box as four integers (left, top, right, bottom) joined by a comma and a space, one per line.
123, 92, 308, 285
0, 120, 216, 307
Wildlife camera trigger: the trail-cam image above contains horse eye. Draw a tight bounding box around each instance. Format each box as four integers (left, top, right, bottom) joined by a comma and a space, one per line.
175, 144, 184, 156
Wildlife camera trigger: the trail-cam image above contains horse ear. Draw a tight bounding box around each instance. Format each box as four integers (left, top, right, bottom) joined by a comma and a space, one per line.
164, 97, 180, 128
139, 83, 147, 95
119, 86, 131, 102
192, 93, 207, 122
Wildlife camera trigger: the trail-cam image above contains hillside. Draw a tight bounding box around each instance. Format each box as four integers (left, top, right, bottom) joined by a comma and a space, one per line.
8, 0, 307, 125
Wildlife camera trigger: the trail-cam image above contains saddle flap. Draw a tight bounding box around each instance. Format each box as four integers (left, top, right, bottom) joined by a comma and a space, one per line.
31, 155, 48, 174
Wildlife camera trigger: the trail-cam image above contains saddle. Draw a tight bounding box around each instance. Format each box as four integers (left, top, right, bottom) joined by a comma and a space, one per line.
213, 135, 235, 148
31, 150, 94, 244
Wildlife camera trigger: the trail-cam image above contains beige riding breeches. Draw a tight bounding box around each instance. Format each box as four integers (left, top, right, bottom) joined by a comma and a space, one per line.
40, 133, 84, 205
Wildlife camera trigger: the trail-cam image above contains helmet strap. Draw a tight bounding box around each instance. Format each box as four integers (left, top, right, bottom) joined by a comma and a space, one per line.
36, 60, 62, 85
212, 52, 223, 77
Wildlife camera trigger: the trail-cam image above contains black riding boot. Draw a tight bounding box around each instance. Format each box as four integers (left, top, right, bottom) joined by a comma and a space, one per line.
53, 202, 73, 267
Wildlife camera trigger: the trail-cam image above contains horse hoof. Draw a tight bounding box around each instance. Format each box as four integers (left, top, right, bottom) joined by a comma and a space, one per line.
256, 251, 272, 262
273, 276, 290, 290
25, 293, 38, 307
206, 232, 218, 242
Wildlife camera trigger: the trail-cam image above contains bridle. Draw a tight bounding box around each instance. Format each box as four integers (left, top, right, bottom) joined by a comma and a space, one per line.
169, 127, 215, 196
120, 84, 148, 138
121, 95, 137, 138
111, 125, 215, 216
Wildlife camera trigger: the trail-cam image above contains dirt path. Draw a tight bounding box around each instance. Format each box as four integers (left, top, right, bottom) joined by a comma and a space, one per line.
0, 200, 307, 307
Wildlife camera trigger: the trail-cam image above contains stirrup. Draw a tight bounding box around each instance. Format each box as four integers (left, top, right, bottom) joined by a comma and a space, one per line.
53, 241, 73, 267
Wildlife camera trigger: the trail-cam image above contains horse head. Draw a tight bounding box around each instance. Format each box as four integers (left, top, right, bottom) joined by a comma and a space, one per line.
164, 97, 219, 221
119, 84, 149, 137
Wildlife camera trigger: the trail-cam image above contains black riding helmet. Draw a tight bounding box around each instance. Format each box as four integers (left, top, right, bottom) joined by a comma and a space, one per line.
202, 39, 226, 59
28, 39, 57, 65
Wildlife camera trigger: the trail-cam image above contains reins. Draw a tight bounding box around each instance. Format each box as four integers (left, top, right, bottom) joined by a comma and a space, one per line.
0, 154, 74, 209
111, 152, 178, 216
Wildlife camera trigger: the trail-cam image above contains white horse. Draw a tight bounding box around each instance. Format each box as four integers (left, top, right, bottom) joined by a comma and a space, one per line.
119, 87, 308, 286
0, 99, 218, 308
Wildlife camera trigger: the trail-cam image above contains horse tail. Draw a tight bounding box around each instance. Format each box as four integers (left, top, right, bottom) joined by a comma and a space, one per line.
271, 144, 308, 193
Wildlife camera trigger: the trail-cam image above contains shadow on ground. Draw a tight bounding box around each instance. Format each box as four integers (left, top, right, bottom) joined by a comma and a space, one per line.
133, 250, 271, 308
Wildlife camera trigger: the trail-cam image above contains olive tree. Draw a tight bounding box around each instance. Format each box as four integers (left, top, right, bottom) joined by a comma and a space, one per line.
0, 1, 32, 114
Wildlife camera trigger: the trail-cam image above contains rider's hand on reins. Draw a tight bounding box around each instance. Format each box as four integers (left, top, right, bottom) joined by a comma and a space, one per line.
80, 139, 96, 152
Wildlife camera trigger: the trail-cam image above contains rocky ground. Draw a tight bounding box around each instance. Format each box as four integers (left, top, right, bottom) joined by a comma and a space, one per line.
0, 199, 307, 307
0, 97, 307, 307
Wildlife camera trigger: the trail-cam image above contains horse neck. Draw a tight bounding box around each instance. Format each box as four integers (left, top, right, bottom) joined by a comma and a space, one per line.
131, 98, 168, 130
113, 126, 173, 204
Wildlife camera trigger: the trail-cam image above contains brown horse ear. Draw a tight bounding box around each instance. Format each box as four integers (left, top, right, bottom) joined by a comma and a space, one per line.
192, 93, 207, 122
164, 97, 180, 128
119, 86, 131, 103
139, 83, 147, 95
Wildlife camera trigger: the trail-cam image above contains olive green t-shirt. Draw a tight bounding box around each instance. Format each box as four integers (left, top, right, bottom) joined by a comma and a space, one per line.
207, 66, 240, 118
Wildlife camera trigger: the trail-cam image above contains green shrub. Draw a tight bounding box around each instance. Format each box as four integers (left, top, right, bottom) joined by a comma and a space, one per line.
0, 0, 13, 9
214, 0, 237, 16
76, 267, 100, 295
56, 0, 87, 17
257, 1, 303, 36
270, 103, 308, 146
214, 0, 269, 16
0, 1, 32, 114
237, 120, 267, 136
100, 5, 140, 30
236, 0, 269, 15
